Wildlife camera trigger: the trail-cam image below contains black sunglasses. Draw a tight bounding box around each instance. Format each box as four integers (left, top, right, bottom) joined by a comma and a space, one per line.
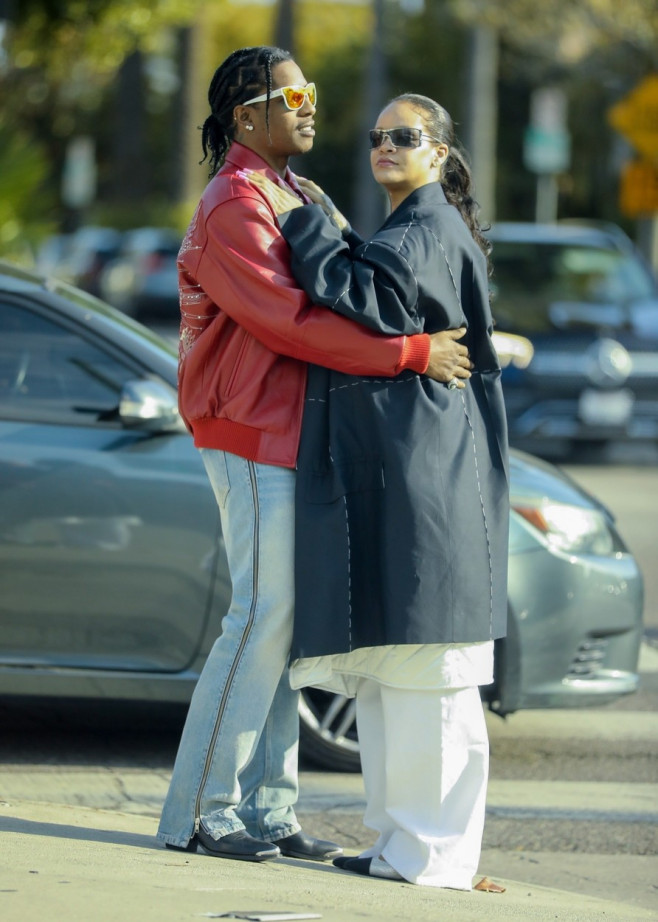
369, 127, 440, 150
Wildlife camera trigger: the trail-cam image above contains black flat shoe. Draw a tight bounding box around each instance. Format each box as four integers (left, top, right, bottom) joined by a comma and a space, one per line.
332, 856, 403, 881
273, 831, 343, 862
332, 855, 351, 869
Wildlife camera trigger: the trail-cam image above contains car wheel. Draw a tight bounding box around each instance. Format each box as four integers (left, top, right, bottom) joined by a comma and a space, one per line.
299, 687, 361, 772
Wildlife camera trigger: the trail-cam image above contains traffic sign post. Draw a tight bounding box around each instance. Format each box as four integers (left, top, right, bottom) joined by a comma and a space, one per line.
523, 87, 571, 223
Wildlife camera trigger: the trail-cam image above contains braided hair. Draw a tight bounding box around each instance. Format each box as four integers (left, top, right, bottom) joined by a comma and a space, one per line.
392, 93, 492, 270
201, 46, 293, 176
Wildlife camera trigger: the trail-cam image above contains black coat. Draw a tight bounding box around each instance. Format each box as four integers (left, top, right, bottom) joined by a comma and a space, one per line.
279, 182, 509, 658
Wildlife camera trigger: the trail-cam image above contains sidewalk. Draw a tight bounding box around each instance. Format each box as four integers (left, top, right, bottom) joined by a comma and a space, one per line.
1, 799, 655, 922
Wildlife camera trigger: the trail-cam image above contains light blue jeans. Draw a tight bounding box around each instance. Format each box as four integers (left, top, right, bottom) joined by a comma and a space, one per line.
157, 450, 301, 847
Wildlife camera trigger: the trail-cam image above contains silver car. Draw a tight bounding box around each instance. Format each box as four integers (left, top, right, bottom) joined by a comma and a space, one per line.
0, 261, 643, 771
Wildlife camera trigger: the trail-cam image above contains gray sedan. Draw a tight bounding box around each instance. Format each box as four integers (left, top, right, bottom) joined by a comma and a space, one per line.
0, 260, 643, 771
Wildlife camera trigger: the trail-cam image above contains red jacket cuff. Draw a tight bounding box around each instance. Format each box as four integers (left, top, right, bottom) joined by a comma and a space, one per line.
396, 333, 430, 374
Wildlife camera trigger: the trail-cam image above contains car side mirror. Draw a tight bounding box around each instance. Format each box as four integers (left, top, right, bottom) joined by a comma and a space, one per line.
118, 379, 184, 432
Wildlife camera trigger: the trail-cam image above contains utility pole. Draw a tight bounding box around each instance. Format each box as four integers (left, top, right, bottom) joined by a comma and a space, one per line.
461, 25, 499, 226
111, 51, 150, 207
352, 0, 389, 235
177, 15, 214, 209
0, 0, 15, 69
274, 0, 295, 54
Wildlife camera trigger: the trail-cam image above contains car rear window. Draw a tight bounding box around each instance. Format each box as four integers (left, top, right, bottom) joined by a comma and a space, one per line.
490, 242, 657, 335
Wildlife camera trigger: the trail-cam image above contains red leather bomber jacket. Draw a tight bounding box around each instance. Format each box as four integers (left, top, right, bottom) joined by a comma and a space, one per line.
177, 143, 430, 469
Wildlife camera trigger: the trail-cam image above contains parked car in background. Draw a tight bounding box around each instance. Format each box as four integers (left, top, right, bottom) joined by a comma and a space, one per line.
0, 261, 643, 771
36, 226, 123, 299
99, 226, 181, 320
487, 221, 658, 458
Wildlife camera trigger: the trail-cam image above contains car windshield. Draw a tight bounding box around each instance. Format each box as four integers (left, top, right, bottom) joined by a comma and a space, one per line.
490, 241, 657, 335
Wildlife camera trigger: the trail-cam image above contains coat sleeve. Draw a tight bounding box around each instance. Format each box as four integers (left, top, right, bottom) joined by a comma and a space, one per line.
278, 204, 423, 336
278, 203, 466, 336
192, 193, 430, 376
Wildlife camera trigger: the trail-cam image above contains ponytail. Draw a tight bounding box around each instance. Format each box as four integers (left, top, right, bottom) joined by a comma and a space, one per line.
441, 145, 492, 269
200, 113, 226, 177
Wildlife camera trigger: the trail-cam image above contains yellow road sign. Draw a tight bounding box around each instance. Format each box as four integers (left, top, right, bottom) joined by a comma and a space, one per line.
609, 74, 658, 163
619, 159, 658, 217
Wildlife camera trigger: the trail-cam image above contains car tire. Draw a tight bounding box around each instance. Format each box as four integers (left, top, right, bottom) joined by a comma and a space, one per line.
299, 687, 361, 772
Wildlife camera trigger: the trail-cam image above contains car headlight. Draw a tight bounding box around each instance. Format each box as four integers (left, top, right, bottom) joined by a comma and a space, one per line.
512, 499, 616, 555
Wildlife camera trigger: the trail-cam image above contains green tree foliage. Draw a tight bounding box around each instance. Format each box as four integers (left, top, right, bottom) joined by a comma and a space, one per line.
2, 0, 656, 259
1, 0, 205, 256
432, 0, 654, 225
453, 0, 657, 64
12, 0, 201, 78
0, 117, 55, 262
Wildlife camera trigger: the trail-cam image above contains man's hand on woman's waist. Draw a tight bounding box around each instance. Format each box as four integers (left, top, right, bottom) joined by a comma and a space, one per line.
424, 327, 473, 388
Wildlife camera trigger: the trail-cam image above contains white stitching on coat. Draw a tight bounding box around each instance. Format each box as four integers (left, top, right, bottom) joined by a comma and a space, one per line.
331, 220, 418, 311
305, 374, 419, 404
327, 445, 353, 648
460, 393, 494, 634
343, 495, 353, 650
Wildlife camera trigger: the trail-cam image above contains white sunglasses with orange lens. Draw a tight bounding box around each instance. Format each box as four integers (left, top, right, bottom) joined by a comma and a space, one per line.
242, 83, 317, 110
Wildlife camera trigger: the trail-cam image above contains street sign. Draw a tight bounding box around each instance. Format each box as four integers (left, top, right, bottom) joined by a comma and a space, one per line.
608, 74, 658, 163
619, 159, 658, 217
524, 126, 571, 174
523, 87, 571, 175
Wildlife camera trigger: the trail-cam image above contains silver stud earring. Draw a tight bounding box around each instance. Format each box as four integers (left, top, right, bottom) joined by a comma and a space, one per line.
245, 124, 254, 131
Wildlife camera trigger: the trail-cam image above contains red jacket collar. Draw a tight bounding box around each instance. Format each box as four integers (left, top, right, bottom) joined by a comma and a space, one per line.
223, 142, 307, 201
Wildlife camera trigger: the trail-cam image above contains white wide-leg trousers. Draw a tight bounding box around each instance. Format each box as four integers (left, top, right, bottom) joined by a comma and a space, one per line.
355, 679, 489, 889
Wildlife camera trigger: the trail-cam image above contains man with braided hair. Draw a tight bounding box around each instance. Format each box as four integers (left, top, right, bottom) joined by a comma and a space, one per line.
157, 45, 473, 863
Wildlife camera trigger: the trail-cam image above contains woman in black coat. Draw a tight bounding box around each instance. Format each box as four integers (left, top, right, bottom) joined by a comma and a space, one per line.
249, 94, 509, 891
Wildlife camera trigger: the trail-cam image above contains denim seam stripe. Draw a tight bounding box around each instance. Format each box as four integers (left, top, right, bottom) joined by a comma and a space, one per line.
193, 459, 260, 833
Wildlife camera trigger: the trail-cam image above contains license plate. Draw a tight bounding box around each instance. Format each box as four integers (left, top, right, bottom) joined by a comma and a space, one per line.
578, 388, 634, 426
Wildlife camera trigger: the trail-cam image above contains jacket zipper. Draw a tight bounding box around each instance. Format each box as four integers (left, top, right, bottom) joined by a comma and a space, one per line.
193, 460, 260, 834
